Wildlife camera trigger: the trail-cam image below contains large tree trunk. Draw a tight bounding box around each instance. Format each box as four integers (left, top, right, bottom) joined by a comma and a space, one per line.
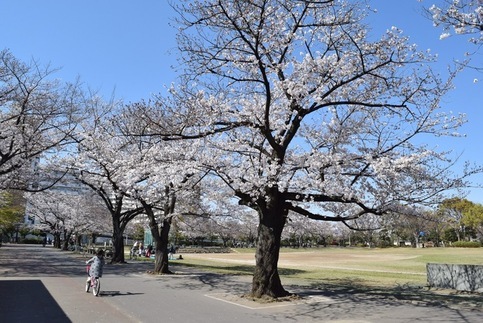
110, 217, 125, 263
141, 194, 175, 275
62, 230, 71, 251
250, 190, 291, 298
53, 232, 61, 249
153, 217, 172, 274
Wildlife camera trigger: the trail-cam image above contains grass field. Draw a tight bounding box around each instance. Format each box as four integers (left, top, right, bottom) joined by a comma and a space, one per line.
171, 247, 483, 288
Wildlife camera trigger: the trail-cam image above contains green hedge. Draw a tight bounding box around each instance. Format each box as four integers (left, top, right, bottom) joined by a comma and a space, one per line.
452, 241, 481, 248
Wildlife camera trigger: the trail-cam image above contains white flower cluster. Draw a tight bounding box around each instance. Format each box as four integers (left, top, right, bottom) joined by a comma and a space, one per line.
430, 1, 482, 45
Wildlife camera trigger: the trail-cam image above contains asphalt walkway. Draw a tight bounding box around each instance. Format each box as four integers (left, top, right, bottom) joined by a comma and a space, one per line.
1, 244, 483, 322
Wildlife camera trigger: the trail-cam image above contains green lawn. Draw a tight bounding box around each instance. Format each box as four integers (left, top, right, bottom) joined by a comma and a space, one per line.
171, 247, 483, 288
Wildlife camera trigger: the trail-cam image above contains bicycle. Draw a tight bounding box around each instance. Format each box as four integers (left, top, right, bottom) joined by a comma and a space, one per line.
85, 264, 101, 296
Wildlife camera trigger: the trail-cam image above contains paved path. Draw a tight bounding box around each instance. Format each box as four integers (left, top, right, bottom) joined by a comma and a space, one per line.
1, 244, 483, 322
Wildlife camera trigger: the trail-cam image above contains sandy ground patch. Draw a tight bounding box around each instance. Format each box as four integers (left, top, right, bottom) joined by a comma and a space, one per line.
184, 249, 420, 272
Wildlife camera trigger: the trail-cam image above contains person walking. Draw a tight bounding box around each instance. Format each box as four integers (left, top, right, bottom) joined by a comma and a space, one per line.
138, 243, 144, 257
130, 241, 139, 259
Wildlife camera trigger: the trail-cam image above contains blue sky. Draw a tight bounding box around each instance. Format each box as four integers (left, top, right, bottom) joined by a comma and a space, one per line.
1, 0, 481, 203
1, 0, 178, 101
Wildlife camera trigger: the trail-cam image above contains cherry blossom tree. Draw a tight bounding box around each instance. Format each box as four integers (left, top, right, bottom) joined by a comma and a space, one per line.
235, 212, 259, 247
26, 190, 107, 250
117, 102, 207, 273
0, 49, 86, 190
131, 180, 187, 274
428, 0, 482, 45
181, 181, 258, 247
283, 213, 312, 247
64, 97, 203, 269
65, 104, 147, 263
142, 0, 480, 298
283, 213, 333, 247
332, 222, 353, 246
427, 0, 482, 72
174, 191, 258, 248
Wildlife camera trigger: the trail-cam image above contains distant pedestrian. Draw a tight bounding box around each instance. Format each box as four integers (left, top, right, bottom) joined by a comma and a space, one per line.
168, 245, 175, 260
130, 241, 139, 259
146, 245, 153, 257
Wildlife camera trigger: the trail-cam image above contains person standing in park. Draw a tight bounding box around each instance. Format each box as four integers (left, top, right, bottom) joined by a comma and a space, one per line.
130, 241, 139, 259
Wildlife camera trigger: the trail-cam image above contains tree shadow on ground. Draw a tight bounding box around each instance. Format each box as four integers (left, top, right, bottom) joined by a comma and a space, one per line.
175, 262, 305, 276
294, 278, 483, 311
0, 245, 157, 278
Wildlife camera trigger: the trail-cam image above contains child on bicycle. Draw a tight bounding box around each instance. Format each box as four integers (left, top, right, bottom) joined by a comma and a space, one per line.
85, 249, 105, 292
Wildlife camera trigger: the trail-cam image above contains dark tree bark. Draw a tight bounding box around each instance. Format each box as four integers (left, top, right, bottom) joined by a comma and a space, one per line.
141, 184, 176, 274
53, 232, 61, 249
152, 217, 172, 274
250, 188, 291, 298
77, 172, 145, 264
110, 215, 126, 263
61, 229, 71, 251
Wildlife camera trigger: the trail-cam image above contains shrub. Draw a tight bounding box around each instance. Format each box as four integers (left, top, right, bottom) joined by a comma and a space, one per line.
452, 241, 481, 248
22, 238, 42, 244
